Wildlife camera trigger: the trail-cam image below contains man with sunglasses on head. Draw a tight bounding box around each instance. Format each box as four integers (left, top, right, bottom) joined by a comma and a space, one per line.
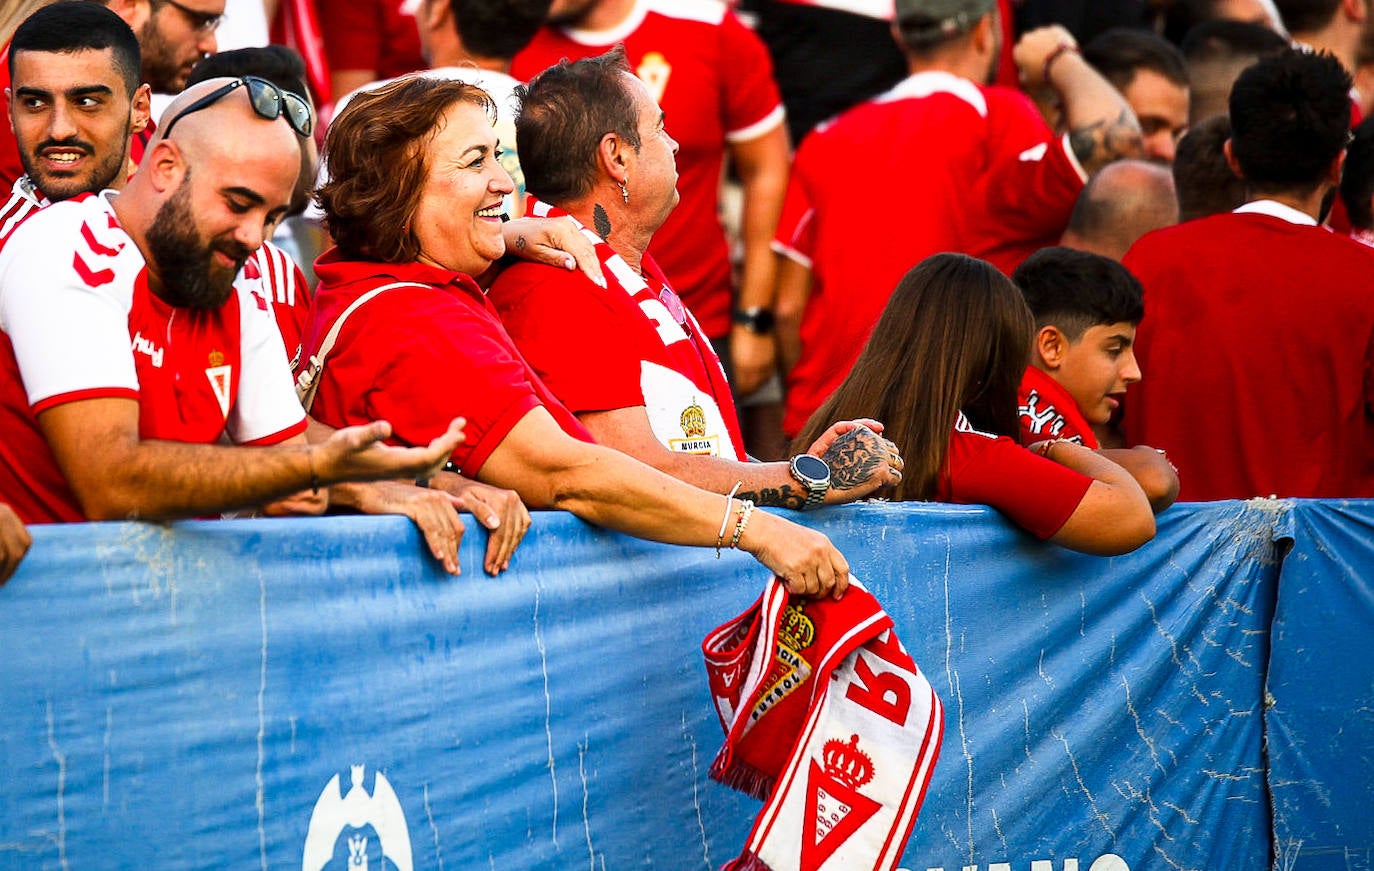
0, 76, 465, 527
1, 0, 224, 190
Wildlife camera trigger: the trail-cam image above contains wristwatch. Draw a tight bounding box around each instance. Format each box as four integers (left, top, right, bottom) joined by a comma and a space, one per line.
732, 306, 776, 334
789, 454, 831, 509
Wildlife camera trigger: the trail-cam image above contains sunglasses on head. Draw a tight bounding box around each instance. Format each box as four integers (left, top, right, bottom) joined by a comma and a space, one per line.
161, 76, 314, 140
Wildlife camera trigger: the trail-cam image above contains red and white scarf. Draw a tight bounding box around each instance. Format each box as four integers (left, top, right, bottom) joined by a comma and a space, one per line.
704, 578, 943, 871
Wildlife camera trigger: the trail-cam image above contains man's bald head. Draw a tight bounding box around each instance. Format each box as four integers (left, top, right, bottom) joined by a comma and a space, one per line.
151, 77, 299, 177
1061, 160, 1179, 261
118, 77, 300, 310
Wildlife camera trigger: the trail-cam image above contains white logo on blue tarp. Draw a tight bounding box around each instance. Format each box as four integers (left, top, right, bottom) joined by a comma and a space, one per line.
302, 765, 414, 871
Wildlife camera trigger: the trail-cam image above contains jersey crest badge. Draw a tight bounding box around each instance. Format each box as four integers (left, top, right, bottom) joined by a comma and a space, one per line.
800, 735, 881, 870
302, 765, 414, 871
636, 52, 672, 103
669, 399, 720, 455
205, 349, 232, 420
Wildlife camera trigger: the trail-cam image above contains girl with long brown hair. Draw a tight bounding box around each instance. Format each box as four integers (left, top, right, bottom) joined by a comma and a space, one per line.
793, 253, 1157, 555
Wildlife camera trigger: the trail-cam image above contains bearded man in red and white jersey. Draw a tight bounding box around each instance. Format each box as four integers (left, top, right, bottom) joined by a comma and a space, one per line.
771, 0, 1143, 438
0, 77, 464, 527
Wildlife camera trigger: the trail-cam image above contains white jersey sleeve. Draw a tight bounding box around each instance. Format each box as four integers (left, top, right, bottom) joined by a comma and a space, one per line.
0, 195, 141, 411
226, 279, 307, 445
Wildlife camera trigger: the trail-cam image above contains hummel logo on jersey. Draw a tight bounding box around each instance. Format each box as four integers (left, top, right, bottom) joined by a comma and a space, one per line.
131, 331, 165, 368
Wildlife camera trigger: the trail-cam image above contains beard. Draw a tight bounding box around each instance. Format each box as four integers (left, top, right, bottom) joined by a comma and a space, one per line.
138, 16, 190, 93
21, 133, 129, 202
145, 173, 251, 310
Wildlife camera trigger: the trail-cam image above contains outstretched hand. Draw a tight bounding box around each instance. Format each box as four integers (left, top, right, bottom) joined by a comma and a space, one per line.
315, 418, 466, 486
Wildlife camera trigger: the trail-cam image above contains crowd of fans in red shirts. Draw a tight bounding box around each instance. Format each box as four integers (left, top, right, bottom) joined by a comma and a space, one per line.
2, 0, 1373, 588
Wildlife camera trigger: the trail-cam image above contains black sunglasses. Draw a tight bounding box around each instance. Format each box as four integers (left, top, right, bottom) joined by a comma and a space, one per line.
161, 76, 313, 139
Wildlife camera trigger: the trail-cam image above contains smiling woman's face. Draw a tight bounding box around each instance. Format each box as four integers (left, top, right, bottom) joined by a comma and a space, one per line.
411, 99, 513, 276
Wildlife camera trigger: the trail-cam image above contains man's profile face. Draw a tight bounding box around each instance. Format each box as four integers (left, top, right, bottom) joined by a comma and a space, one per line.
140, 0, 225, 93
7, 48, 137, 201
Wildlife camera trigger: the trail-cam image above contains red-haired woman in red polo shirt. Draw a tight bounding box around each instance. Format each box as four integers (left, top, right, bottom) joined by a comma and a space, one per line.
301, 74, 854, 595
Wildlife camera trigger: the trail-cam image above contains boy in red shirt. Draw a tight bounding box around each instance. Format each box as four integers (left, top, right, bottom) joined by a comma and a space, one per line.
1013, 246, 1179, 510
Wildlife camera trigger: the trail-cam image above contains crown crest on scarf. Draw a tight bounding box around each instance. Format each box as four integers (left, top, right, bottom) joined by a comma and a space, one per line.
822, 734, 875, 790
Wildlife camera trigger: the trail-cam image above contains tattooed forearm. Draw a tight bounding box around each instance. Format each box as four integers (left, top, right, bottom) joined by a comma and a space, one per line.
1068, 108, 1143, 174
515, 235, 527, 250
593, 204, 612, 239
820, 427, 885, 491
738, 484, 806, 510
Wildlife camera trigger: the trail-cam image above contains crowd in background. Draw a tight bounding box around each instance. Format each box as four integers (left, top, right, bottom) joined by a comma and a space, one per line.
2, 0, 1373, 587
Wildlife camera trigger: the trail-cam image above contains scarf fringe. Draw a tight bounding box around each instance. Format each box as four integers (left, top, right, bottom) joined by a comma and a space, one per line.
722, 851, 774, 871
709, 748, 776, 801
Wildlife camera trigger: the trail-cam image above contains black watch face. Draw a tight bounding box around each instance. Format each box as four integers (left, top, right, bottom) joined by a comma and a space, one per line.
752, 309, 776, 332
793, 453, 828, 481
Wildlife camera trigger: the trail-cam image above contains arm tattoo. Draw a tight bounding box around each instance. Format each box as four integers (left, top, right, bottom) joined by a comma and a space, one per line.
515, 235, 527, 251
593, 204, 612, 239
737, 484, 806, 510
820, 427, 885, 491
1068, 108, 1143, 174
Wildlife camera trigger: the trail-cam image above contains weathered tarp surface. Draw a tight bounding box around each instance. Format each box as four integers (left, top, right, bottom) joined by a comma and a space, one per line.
0, 500, 1366, 870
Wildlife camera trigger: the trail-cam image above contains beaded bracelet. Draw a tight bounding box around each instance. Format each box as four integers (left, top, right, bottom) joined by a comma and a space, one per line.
730, 500, 756, 551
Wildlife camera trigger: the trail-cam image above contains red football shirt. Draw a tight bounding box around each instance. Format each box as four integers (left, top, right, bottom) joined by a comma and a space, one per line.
491, 203, 745, 460
1017, 365, 1101, 449
300, 252, 592, 479
0, 193, 307, 524
935, 412, 1093, 541
511, 0, 785, 339
316, 0, 424, 82
775, 71, 1084, 436
1123, 200, 1374, 499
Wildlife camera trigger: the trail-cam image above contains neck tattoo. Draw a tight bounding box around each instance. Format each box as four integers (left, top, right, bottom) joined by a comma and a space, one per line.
593, 203, 612, 239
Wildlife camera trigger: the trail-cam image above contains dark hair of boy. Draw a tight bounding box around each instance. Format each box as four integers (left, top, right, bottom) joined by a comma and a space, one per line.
1173, 114, 1247, 220
1082, 27, 1189, 90
9, 1, 141, 97
1341, 115, 1374, 231
1012, 246, 1145, 340
1228, 48, 1351, 194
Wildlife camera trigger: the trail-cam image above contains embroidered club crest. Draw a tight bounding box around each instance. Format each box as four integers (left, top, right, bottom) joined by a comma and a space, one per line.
205, 349, 231, 419
748, 604, 816, 726
669, 399, 720, 455
302, 765, 414, 871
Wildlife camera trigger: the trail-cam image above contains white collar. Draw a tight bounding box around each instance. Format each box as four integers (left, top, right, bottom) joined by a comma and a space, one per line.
876, 70, 987, 118
1233, 199, 1319, 226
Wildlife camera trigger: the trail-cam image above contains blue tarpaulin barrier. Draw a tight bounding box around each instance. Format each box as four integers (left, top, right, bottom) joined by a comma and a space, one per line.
0, 500, 1368, 870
